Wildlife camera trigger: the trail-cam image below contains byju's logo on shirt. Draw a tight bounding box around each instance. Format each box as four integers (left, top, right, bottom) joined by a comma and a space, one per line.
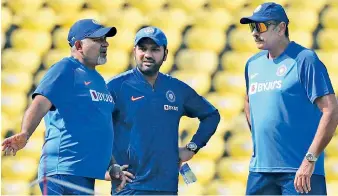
249, 80, 282, 95
89, 90, 113, 103
164, 105, 178, 111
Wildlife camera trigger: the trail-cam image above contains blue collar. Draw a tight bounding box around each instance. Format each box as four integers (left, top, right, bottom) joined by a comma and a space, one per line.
133, 67, 162, 90
269, 41, 295, 63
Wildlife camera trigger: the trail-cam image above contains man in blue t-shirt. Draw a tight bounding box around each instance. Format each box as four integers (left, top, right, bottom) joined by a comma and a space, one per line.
240, 2, 338, 195
106, 27, 221, 195
1, 19, 126, 195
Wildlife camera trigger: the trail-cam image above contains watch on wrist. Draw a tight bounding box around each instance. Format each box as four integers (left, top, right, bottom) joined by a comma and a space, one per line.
108, 164, 121, 173
186, 142, 199, 154
305, 152, 318, 162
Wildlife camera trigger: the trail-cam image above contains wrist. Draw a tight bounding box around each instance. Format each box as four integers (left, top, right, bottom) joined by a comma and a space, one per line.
186, 142, 199, 154
113, 164, 121, 169
108, 164, 121, 172
305, 152, 318, 162
21, 131, 30, 141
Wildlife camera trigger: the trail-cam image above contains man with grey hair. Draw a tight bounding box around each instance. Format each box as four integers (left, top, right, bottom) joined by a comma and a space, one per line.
2, 19, 127, 195
241, 2, 338, 195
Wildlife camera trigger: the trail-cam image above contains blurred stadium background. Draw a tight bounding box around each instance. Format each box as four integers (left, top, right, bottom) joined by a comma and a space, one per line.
1, 0, 338, 195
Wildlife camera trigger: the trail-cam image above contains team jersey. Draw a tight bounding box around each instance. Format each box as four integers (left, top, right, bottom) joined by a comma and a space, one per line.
245, 41, 334, 175
107, 68, 220, 192
34, 57, 114, 180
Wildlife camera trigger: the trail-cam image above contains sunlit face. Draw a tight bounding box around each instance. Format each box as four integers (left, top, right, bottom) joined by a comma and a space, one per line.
250, 21, 282, 50
80, 36, 109, 66
134, 38, 167, 77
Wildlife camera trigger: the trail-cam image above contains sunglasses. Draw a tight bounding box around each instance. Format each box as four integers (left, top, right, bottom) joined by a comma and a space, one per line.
249, 22, 278, 33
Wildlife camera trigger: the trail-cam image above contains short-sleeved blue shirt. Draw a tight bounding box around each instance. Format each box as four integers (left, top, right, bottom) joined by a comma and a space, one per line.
34, 57, 114, 180
245, 41, 334, 175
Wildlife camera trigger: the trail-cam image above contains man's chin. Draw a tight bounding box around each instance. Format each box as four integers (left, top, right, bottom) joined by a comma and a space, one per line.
140, 64, 155, 70
256, 42, 265, 50
139, 66, 158, 76
97, 57, 107, 65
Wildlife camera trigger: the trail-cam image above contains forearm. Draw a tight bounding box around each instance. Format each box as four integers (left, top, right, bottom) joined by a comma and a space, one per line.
244, 95, 251, 130
308, 111, 338, 157
190, 110, 221, 149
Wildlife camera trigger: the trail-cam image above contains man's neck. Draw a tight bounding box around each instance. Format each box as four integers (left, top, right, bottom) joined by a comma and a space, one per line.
137, 67, 158, 87
144, 72, 158, 87
72, 54, 96, 70
268, 38, 290, 59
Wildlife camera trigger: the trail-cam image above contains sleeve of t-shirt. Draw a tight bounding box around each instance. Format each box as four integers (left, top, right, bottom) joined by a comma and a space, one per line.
181, 81, 220, 148
33, 62, 74, 109
106, 78, 118, 104
298, 50, 335, 103
245, 61, 249, 95
106, 78, 120, 114
182, 81, 217, 118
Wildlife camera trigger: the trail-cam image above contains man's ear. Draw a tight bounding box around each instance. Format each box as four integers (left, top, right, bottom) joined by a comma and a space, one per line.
74, 40, 83, 52
276, 22, 286, 36
274, 25, 280, 32
133, 47, 136, 61
163, 49, 168, 61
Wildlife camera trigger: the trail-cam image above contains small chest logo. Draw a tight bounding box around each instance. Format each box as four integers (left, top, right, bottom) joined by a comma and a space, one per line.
250, 73, 259, 79
131, 96, 144, 101
276, 65, 287, 76
164, 105, 178, 111
249, 83, 258, 95
166, 90, 176, 103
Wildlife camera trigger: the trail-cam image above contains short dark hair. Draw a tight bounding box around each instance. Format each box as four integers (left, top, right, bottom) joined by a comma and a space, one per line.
285, 25, 289, 38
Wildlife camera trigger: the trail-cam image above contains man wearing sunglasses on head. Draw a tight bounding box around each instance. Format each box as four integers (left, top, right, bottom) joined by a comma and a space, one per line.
240, 2, 338, 195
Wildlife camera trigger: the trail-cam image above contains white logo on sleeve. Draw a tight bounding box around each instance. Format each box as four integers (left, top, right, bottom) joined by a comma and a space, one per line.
90, 89, 113, 103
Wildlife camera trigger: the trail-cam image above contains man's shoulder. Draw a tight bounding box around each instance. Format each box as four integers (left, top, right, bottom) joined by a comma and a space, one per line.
47, 57, 75, 74
247, 50, 268, 64
160, 72, 192, 91
287, 41, 317, 61
160, 72, 184, 85
106, 69, 136, 92
106, 69, 135, 85
296, 48, 317, 62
